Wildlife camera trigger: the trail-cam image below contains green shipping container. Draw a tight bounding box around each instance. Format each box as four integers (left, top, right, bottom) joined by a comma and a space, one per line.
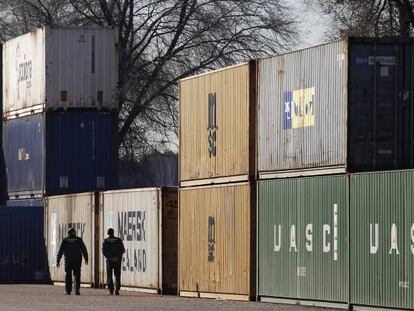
258, 175, 349, 305
351, 170, 414, 310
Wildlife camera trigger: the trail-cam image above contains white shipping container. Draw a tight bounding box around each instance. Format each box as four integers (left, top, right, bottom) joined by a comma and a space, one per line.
3, 26, 118, 116
44, 192, 98, 286
99, 187, 178, 294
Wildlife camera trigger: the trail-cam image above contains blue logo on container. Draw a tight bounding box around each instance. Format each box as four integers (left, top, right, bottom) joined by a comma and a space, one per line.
283, 87, 315, 129
283, 91, 293, 129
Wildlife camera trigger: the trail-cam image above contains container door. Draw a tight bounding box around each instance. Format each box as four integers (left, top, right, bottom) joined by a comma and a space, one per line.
3, 114, 45, 198
348, 40, 406, 171
46, 111, 117, 195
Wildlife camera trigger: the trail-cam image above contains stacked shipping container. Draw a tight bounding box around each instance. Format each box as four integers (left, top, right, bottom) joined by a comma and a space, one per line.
178, 62, 256, 300
255, 38, 414, 309
43, 188, 178, 292
2, 26, 119, 199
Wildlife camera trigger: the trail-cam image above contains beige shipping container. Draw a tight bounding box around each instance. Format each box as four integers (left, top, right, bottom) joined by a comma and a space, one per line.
99, 187, 178, 294
179, 182, 255, 301
179, 62, 256, 187
3, 26, 118, 117
44, 192, 99, 286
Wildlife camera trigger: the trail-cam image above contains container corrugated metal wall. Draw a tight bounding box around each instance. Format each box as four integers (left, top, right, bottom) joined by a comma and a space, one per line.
0, 205, 50, 284
350, 170, 414, 309
45, 193, 97, 285
258, 175, 349, 303
258, 41, 347, 175
3, 26, 118, 114
3, 113, 44, 197
179, 183, 254, 299
0, 43, 7, 205
3, 111, 118, 198
99, 187, 178, 293
258, 38, 414, 176
179, 62, 255, 185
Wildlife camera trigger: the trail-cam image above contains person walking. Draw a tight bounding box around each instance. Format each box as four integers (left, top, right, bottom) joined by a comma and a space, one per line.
102, 228, 125, 295
56, 227, 88, 295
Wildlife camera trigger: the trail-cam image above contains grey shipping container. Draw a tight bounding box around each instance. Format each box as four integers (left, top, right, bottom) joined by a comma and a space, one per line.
0, 205, 50, 284
3, 110, 118, 199
258, 38, 414, 178
3, 26, 118, 115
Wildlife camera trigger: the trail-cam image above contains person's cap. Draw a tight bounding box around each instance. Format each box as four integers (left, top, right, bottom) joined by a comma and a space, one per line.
107, 228, 114, 235
68, 227, 76, 235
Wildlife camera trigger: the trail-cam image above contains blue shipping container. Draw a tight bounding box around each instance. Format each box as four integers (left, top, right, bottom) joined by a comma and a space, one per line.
0, 205, 50, 283
3, 111, 118, 198
0, 44, 6, 205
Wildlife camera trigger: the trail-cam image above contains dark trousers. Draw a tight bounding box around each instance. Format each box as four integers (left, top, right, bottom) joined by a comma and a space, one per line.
106, 259, 121, 293
65, 262, 81, 294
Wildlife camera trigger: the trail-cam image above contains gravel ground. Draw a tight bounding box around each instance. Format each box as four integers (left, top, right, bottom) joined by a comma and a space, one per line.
0, 285, 342, 311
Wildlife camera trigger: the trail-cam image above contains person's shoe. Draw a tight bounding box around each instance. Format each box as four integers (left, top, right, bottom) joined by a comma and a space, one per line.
75, 292, 80, 296
64, 292, 71, 295
115, 291, 119, 296
107, 291, 114, 295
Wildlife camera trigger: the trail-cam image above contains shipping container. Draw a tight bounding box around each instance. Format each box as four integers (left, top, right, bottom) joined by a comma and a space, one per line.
0, 205, 50, 284
258, 38, 414, 178
350, 170, 414, 310
3, 26, 118, 116
99, 187, 178, 294
179, 182, 256, 300
258, 175, 349, 308
0, 44, 6, 205
179, 62, 256, 186
3, 110, 118, 198
44, 192, 98, 286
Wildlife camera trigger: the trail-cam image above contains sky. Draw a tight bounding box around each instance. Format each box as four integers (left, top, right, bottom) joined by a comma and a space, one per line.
287, 0, 330, 49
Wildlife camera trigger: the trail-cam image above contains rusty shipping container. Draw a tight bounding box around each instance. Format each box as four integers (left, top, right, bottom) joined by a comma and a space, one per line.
179, 62, 256, 186
3, 26, 118, 116
258, 175, 349, 308
179, 182, 255, 301
350, 170, 414, 310
44, 192, 99, 286
99, 187, 178, 294
258, 38, 414, 178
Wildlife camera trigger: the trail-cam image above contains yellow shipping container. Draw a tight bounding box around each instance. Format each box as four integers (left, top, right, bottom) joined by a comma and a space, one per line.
179, 62, 256, 186
179, 182, 255, 301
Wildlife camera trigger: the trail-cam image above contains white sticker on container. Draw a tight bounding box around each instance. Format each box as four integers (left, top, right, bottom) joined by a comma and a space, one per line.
369, 56, 396, 66
50, 213, 57, 266
380, 66, 389, 77
108, 212, 114, 230
333, 204, 338, 261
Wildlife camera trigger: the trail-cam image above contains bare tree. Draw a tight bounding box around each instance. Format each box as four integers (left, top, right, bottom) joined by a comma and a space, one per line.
305, 0, 414, 38
0, 0, 298, 161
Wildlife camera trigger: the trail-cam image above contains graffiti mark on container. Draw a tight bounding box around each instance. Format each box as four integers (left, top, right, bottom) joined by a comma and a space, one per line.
208, 216, 216, 262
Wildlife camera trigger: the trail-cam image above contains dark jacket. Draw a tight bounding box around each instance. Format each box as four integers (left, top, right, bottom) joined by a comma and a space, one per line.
102, 236, 125, 260
57, 236, 88, 264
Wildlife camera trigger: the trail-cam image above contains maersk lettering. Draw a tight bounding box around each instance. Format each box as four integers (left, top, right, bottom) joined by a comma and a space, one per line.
273, 204, 339, 260
117, 210, 147, 273
118, 211, 146, 241
58, 222, 86, 240
369, 223, 414, 255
